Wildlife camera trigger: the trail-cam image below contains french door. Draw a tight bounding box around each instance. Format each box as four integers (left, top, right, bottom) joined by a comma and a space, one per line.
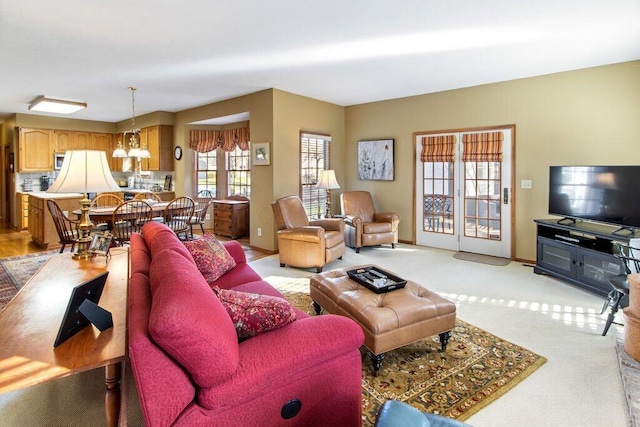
414, 126, 513, 258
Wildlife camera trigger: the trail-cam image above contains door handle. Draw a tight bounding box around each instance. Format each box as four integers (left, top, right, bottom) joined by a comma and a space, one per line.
503, 188, 509, 204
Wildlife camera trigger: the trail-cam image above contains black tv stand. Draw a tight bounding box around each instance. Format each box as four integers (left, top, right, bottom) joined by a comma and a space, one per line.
534, 219, 640, 297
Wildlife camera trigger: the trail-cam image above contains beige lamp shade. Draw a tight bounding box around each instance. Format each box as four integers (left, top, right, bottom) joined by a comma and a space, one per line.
47, 150, 121, 194
316, 170, 340, 190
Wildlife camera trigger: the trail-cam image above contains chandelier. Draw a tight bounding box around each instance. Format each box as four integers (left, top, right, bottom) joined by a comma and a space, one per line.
112, 87, 150, 158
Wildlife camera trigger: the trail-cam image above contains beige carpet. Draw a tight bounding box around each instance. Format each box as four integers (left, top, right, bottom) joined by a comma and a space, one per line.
273, 277, 546, 424
453, 251, 511, 266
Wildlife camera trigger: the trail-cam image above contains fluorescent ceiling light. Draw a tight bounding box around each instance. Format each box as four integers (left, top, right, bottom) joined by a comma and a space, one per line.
28, 95, 87, 114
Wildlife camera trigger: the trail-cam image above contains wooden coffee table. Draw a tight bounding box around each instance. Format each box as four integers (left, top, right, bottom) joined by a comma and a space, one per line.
0, 248, 129, 426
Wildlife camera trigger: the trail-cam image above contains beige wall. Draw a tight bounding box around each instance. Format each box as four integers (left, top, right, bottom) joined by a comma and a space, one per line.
174, 89, 275, 250
173, 89, 345, 252
271, 89, 346, 250
345, 60, 640, 261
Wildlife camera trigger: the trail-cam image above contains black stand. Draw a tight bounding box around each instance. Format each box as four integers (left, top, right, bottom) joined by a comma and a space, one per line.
78, 299, 113, 331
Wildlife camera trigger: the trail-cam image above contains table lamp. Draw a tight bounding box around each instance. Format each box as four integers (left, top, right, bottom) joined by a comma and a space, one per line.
47, 150, 121, 260
315, 169, 340, 218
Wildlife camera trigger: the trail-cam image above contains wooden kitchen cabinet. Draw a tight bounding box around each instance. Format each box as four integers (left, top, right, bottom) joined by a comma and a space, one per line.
53, 130, 74, 152
15, 193, 29, 230
90, 132, 115, 169
28, 194, 82, 249
72, 131, 91, 149
18, 128, 53, 172
141, 125, 174, 171
213, 200, 249, 239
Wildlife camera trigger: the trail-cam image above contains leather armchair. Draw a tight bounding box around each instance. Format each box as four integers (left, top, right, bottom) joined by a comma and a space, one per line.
340, 191, 400, 253
271, 195, 346, 272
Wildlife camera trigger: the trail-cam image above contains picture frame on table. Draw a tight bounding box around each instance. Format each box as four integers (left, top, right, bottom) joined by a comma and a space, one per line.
89, 232, 113, 257
252, 142, 270, 166
357, 139, 395, 181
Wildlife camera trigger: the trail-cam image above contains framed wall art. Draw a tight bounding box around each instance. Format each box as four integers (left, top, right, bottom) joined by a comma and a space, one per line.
357, 139, 394, 181
252, 142, 270, 166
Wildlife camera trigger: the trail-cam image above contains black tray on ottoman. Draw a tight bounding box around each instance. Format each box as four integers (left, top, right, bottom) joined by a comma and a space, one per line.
346, 266, 407, 294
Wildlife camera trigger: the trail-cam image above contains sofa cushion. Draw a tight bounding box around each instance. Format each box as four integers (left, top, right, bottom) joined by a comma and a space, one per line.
183, 233, 237, 284
212, 287, 297, 341
149, 249, 239, 388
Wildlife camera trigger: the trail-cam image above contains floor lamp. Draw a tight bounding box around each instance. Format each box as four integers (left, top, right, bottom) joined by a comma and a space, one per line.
315, 170, 340, 218
47, 150, 121, 260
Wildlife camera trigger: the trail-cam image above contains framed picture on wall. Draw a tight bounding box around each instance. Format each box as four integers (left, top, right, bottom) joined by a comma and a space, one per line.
252, 142, 270, 166
357, 139, 394, 181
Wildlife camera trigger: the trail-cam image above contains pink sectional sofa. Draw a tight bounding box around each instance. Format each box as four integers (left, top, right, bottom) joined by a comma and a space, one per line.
128, 221, 365, 426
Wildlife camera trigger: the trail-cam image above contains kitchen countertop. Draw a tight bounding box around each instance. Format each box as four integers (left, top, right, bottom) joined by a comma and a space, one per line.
119, 188, 174, 193
18, 191, 83, 199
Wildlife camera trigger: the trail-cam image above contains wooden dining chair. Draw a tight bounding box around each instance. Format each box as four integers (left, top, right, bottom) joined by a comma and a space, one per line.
91, 193, 123, 208
90, 194, 124, 231
111, 200, 153, 246
133, 192, 161, 202
46, 199, 81, 253
189, 191, 215, 239
164, 196, 195, 240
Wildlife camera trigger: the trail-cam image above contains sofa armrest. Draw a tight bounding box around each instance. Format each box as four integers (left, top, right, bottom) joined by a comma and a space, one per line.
310, 218, 345, 234
198, 314, 364, 408
223, 240, 247, 263
277, 226, 323, 243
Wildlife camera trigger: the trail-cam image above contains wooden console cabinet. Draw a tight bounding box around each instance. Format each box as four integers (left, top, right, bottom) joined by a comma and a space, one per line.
534, 219, 640, 297
213, 200, 249, 239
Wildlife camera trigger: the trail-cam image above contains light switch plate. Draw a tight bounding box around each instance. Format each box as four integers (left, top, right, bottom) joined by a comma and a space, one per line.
521, 180, 532, 189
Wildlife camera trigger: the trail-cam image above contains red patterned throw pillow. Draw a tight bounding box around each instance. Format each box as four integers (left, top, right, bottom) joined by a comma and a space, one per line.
212, 287, 297, 341
183, 234, 237, 284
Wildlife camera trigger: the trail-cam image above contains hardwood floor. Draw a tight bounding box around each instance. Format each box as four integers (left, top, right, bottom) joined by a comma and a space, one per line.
0, 222, 268, 261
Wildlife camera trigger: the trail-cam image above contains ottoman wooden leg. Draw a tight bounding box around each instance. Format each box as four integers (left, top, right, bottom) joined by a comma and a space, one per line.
369, 352, 384, 377
438, 331, 452, 352
312, 301, 322, 315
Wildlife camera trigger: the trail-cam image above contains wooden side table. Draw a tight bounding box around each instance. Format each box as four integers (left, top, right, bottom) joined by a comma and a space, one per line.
213, 200, 249, 238
0, 247, 129, 426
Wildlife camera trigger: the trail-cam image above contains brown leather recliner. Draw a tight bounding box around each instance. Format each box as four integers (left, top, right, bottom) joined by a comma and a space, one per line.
271, 195, 346, 272
340, 191, 400, 253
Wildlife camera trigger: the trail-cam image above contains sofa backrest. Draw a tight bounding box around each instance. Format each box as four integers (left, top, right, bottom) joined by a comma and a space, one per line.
128, 270, 195, 425
142, 220, 195, 262
148, 248, 240, 388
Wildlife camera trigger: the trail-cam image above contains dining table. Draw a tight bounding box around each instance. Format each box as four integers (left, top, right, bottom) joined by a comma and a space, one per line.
74, 201, 201, 235
75, 201, 170, 224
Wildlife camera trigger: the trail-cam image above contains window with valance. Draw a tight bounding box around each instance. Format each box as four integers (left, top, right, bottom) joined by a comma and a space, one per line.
461, 132, 503, 162
189, 127, 250, 153
420, 135, 456, 163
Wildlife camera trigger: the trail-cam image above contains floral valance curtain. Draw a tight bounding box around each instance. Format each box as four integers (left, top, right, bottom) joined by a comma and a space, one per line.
189, 127, 250, 153
462, 132, 503, 162
421, 135, 456, 162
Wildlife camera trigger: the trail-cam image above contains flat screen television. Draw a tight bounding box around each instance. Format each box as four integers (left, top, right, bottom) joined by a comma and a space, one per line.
549, 165, 640, 231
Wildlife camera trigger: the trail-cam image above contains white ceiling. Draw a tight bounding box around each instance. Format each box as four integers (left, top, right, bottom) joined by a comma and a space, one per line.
1, 0, 638, 124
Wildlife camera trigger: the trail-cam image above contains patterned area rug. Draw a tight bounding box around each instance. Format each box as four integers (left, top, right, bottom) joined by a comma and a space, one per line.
267, 277, 547, 424
0, 251, 56, 311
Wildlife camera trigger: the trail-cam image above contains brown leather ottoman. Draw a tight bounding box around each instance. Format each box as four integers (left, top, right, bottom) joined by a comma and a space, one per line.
310, 265, 456, 376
